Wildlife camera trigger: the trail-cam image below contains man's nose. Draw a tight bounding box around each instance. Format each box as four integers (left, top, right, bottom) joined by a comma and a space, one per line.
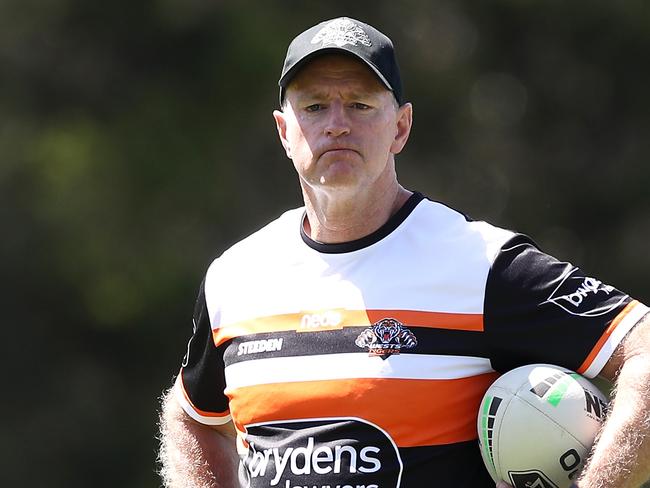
324, 103, 350, 137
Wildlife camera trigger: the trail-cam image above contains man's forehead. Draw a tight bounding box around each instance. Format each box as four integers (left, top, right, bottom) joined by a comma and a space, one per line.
287, 54, 389, 94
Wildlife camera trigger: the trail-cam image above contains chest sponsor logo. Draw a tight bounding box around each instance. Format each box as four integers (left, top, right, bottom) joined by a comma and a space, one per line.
546, 268, 627, 317
238, 338, 284, 356
298, 311, 343, 332
241, 417, 402, 488
354, 318, 417, 360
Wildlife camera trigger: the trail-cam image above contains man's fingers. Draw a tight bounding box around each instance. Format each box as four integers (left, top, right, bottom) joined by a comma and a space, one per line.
496, 482, 513, 488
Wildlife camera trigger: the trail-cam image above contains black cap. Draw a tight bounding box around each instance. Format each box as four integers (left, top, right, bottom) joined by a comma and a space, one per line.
278, 17, 403, 106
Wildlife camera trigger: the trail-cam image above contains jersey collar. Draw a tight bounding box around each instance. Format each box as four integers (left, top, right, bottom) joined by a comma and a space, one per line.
300, 192, 425, 254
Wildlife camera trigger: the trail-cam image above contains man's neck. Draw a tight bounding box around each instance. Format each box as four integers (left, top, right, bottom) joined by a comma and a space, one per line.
302, 183, 412, 244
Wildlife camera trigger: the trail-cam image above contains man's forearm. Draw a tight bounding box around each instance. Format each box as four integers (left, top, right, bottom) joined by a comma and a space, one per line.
158, 388, 239, 488
577, 354, 650, 488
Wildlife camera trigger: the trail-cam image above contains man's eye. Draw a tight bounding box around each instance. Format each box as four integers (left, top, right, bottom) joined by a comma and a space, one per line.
305, 104, 323, 112
353, 103, 370, 110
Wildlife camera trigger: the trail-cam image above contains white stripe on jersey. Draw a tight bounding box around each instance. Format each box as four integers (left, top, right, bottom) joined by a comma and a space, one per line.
224, 353, 493, 389
205, 201, 515, 329
583, 302, 650, 378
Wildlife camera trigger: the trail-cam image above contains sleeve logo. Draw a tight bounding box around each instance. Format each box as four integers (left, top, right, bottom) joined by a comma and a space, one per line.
545, 268, 628, 317
181, 318, 198, 368
354, 318, 417, 359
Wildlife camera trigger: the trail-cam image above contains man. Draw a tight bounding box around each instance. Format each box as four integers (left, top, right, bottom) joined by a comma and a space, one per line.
158, 17, 650, 488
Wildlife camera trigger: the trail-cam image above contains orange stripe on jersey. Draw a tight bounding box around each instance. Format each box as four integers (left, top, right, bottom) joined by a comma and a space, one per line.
179, 373, 231, 419
366, 310, 483, 331
213, 309, 483, 345
226, 373, 499, 447
577, 300, 638, 375
213, 309, 368, 344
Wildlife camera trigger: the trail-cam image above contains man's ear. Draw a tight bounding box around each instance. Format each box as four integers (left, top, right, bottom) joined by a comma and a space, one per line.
273, 109, 291, 159
390, 102, 413, 155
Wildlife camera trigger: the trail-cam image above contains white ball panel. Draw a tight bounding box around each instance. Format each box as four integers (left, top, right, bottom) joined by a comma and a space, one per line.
497, 395, 587, 488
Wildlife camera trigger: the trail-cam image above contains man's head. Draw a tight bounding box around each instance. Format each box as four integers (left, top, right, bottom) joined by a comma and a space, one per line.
273, 19, 413, 202
278, 17, 403, 108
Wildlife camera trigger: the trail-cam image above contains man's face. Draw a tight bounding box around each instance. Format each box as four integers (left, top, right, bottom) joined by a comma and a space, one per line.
274, 54, 412, 197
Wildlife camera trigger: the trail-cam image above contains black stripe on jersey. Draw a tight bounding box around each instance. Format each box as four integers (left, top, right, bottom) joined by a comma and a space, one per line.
224, 326, 492, 365
483, 234, 633, 374
180, 279, 229, 414
398, 441, 494, 487
301, 192, 425, 254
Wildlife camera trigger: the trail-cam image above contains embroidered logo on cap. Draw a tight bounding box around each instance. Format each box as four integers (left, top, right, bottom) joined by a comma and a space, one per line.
311, 18, 372, 48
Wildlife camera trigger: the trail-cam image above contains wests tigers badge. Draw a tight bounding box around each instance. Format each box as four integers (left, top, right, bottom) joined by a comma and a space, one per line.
355, 318, 417, 359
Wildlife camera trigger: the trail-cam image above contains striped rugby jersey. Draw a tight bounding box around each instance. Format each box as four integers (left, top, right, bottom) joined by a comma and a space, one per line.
175, 192, 647, 488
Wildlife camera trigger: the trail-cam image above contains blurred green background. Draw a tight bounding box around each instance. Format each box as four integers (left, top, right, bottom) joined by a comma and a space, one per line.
2, 0, 649, 486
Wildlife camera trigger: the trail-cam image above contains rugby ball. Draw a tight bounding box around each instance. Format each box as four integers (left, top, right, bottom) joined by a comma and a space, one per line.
477, 364, 609, 488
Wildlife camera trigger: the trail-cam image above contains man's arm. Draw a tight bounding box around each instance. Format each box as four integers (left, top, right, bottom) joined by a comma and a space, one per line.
575, 314, 650, 488
158, 387, 239, 488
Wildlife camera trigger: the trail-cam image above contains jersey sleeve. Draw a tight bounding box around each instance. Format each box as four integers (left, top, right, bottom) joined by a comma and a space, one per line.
484, 234, 649, 377
174, 278, 231, 425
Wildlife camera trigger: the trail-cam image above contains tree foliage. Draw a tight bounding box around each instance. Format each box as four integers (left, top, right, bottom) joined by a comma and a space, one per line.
2, 1, 649, 486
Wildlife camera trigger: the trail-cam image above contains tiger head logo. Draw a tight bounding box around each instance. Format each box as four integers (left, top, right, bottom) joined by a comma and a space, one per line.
355, 318, 417, 359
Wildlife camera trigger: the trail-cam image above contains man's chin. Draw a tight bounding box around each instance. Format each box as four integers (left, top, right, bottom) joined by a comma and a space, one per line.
302, 177, 364, 199
316, 163, 362, 185
315, 174, 361, 189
